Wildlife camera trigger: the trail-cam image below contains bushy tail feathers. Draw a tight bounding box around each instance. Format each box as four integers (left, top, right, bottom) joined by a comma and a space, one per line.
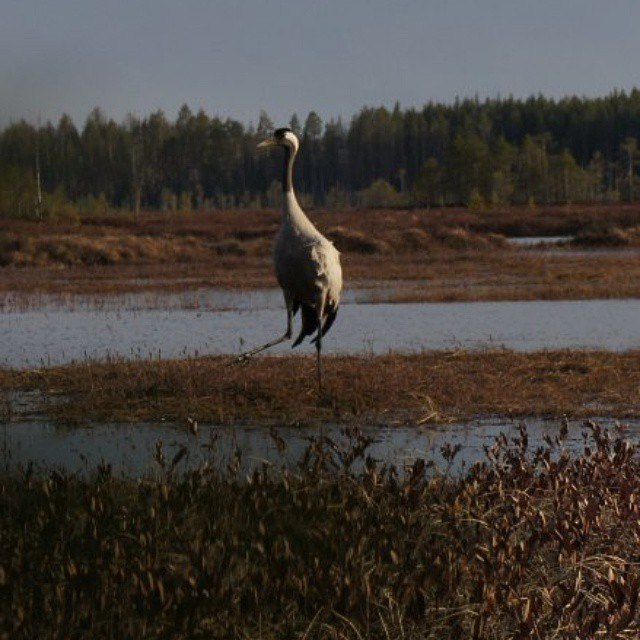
291, 302, 339, 348
292, 303, 317, 348
311, 305, 337, 345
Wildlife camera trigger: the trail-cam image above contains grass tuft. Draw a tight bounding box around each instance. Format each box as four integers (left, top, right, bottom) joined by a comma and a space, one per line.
2, 424, 640, 638
2, 350, 640, 425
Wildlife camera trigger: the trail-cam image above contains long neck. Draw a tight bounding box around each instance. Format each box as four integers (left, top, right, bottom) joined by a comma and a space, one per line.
282, 145, 295, 193
280, 142, 316, 231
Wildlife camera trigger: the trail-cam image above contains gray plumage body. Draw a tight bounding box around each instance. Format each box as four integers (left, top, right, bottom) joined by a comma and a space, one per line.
275, 191, 342, 347
237, 128, 342, 392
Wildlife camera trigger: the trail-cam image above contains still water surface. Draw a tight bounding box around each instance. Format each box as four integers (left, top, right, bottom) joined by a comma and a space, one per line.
2, 417, 633, 477
2, 297, 640, 368
507, 236, 572, 246
0, 300, 640, 367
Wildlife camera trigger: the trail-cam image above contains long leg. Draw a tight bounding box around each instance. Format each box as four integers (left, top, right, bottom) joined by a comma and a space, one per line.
235, 301, 293, 363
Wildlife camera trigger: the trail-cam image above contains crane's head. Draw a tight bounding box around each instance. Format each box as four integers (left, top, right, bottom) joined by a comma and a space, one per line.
257, 128, 299, 154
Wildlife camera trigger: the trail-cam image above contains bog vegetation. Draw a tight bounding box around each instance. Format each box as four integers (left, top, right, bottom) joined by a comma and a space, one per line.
2, 90, 640, 219
3, 350, 640, 425
4, 205, 640, 302
2, 424, 640, 638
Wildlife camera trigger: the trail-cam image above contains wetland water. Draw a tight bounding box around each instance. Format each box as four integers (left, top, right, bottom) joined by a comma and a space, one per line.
0, 290, 640, 367
2, 417, 633, 477
2, 294, 640, 367
507, 236, 572, 246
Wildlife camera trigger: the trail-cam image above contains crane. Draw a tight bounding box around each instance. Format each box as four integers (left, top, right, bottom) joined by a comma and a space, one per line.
236, 128, 343, 393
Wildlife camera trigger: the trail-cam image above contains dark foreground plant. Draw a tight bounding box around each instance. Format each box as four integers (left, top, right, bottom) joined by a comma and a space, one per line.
2, 423, 640, 639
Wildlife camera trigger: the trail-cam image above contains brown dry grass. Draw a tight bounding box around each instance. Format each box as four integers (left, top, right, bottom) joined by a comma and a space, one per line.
3, 205, 640, 303
573, 224, 640, 246
4, 423, 640, 638
5, 202, 640, 256
3, 242, 640, 304
3, 350, 639, 425
5, 423, 640, 638
0, 211, 504, 268
347, 250, 640, 302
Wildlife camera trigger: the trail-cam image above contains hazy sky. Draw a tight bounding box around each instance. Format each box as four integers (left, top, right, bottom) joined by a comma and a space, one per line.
2, 0, 640, 129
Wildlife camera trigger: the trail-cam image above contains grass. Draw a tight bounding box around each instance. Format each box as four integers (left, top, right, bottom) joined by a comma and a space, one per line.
3, 245, 640, 305
0, 209, 507, 269
346, 250, 640, 303
3, 206, 640, 303
573, 224, 640, 247
3, 350, 640, 425
2, 423, 640, 638
5, 206, 640, 637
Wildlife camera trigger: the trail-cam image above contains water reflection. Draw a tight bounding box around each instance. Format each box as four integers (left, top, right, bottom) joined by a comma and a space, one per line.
2, 417, 633, 478
2, 298, 640, 368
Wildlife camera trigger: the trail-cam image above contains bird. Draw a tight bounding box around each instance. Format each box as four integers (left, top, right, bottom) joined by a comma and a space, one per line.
236, 127, 343, 393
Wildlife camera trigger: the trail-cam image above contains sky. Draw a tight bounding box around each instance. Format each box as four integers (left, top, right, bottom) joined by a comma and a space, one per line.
2, 0, 640, 129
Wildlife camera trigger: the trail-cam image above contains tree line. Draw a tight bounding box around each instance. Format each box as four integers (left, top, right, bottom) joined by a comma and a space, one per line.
2, 89, 640, 218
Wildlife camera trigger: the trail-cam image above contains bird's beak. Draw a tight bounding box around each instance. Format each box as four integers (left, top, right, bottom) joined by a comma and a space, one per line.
257, 137, 277, 149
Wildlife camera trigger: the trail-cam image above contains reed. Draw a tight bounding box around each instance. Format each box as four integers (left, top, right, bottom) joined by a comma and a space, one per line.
2, 423, 639, 638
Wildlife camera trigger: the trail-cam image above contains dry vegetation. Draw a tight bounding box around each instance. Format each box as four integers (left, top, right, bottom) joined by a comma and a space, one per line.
573, 224, 640, 247
0, 209, 507, 268
2, 205, 640, 303
3, 424, 640, 638
4, 249, 640, 306
3, 205, 640, 638
3, 350, 640, 425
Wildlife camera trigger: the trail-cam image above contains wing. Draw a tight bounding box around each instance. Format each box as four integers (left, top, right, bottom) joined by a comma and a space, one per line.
276, 233, 343, 348
276, 236, 342, 306
310, 240, 343, 305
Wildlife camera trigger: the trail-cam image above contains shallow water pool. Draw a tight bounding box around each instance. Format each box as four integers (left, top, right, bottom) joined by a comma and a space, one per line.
2, 417, 633, 477
2, 297, 640, 368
